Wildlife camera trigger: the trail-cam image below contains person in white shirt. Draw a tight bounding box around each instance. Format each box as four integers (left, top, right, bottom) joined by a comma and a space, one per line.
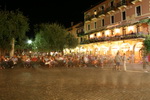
122, 53, 127, 71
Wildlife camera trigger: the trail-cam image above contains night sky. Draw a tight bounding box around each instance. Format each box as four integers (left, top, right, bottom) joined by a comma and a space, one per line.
0, 0, 104, 38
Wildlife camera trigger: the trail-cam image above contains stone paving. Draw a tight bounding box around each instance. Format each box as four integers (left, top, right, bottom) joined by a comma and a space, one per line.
0, 65, 150, 100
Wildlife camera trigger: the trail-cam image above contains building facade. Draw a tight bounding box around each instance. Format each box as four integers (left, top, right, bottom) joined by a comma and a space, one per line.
67, 0, 150, 62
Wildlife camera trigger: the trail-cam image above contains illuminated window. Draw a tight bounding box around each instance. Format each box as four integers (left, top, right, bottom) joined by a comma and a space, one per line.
105, 30, 110, 36
115, 28, 120, 34
97, 32, 101, 37
128, 26, 134, 33
94, 10, 97, 15
90, 34, 94, 38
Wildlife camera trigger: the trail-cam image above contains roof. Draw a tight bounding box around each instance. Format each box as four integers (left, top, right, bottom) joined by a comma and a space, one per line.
83, 0, 106, 13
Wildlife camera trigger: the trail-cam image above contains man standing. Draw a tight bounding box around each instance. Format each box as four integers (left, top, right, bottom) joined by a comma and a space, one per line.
115, 52, 122, 70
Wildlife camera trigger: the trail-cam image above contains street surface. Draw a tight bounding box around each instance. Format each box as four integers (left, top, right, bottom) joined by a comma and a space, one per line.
0, 65, 150, 100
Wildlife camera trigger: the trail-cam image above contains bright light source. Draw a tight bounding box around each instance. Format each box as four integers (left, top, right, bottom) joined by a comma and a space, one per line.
115, 28, 120, 33
27, 40, 32, 44
97, 32, 101, 37
105, 30, 110, 36
90, 34, 94, 38
128, 26, 134, 32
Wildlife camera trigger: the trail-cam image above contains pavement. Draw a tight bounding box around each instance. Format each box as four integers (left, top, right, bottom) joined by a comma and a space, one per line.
0, 64, 150, 100
103, 62, 150, 73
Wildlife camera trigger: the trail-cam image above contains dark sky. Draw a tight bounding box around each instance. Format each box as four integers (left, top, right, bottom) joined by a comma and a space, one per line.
0, 0, 104, 37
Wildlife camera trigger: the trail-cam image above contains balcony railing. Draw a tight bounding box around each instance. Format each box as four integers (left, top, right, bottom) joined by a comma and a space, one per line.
77, 31, 85, 37
106, 6, 116, 14
85, 14, 98, 22
84, 16, 91, 22
117, 0, 127, 9
80, 33, 145, 44
91, 15, 98, 20
97, 10, 105, 17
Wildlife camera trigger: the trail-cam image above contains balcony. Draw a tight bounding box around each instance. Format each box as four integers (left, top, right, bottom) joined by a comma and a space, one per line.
77, 31, 85, 37
91, 15, 98, 20
84, 16, 91, 23
106, 6, 116, 14
80, 33, 145, 44
117, 0, 127, 10
97, 10, 105, 17
131, 0, 142, 4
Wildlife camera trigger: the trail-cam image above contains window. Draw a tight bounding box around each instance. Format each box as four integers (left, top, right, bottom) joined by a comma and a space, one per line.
122, 11, 126, 20
111, 1, 114, 7
94, 22, 97, 29
87, 24, 90, 30
101, 6, 104, 11
102, 19, 105, 26
94, 10, 97, 15
136, 6, 141, 16
81, 37, 83, 42
111, 16, 114, 24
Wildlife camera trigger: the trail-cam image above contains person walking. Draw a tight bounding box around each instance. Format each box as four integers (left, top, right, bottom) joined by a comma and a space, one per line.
114, 51, 122, 70
130, 53, 135, 63
122, 53, 127, 71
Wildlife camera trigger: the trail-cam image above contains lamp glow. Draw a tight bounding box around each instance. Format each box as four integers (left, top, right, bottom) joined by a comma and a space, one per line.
27, 40, 32, 44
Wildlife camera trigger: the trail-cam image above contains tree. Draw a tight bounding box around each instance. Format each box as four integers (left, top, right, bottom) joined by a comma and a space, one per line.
140, 18, 150, 35
33, 32, 48, 52
141, 35, 150, 69
34, 23, 68, 54
0, 10, 29, 56
15, 36, 29, 55
34, 23, 79, 54
0, 10, 12, 56
65, 33, 78, 49
143, 35, 150, 54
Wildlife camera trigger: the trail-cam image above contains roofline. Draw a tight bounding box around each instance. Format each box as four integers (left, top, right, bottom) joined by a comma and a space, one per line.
83, 0, 106, 13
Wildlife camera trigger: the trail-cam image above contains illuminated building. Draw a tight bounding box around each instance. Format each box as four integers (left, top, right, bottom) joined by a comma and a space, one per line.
67, 0, 150, 62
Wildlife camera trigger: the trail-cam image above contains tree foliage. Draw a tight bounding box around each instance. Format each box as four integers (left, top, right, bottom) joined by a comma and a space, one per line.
34, 23, 78, 53
0, 10, 29, 55
65, 33, 78, 49
143, 35, 150, 54
140, 18, 150, 25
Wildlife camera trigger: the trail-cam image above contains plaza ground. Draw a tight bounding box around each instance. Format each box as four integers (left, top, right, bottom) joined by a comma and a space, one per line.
0, 64, 150, 100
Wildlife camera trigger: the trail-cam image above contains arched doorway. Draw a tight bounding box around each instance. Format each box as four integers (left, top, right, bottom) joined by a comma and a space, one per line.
100, 45, 109, 55
111, 45, 120, 56
120, 43, 131, 56
134, 42, 143, 62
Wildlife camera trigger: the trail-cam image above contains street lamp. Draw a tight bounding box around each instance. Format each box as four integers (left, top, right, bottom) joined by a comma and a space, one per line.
27, 40, 32, 44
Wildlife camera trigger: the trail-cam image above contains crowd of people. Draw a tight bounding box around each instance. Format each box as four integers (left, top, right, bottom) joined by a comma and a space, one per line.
0, 52, 139, 71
